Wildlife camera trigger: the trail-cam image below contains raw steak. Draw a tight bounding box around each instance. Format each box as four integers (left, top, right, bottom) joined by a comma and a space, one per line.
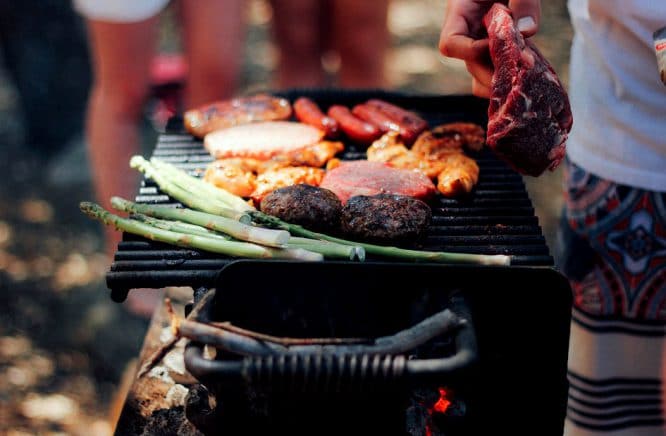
320, 160, 436, 204
483, 4, 573, 176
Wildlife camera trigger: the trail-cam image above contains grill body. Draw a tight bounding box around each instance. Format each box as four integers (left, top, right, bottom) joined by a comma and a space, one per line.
106, 90, 572, 434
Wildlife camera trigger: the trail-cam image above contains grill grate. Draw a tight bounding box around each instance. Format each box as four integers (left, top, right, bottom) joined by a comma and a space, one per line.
107, 92, 554, 300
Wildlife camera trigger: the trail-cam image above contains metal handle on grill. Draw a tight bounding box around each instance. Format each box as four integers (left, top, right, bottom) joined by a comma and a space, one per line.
184, 294, 478, 391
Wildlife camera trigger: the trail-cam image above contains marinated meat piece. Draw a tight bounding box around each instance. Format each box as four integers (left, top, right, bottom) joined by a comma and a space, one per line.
484, 4, 573, 176
412, 123, 485, 158
260, 184, 342, 232
204, 121, 325, 160
320, 160, 436, 204
269, 140, 344, 168
203, 159, 258, 197
367, 132, 445, 179
250, 166, 326, 205
184, 94, 292, 138
436, 154, 480, 197
341, 194, 432, 244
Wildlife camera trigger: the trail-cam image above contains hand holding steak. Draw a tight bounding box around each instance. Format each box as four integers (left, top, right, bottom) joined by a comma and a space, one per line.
483, 4, 573, 176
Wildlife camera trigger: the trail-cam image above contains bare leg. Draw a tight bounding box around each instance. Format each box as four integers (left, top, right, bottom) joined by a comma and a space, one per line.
269, 0, 326, 88
179, 0, 247, 107
85, 18, 159, 260
331, 0, 389, 88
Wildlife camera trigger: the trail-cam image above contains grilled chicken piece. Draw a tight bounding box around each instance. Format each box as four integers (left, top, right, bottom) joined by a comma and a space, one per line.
270, 140, 344, 168
203, 159, 258, 197
412, 122, 486, 159
251, 166, 326, 205
367, 132, 446, 179
436, 153, 480, 197
367, 131, 480, 197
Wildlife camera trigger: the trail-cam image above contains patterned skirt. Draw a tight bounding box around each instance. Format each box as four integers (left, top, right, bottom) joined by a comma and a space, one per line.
560, 160, 666, 435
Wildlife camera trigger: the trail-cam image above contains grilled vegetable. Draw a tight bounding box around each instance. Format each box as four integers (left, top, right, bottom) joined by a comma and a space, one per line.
110, 197, 290, 248
80, 202, 321, 261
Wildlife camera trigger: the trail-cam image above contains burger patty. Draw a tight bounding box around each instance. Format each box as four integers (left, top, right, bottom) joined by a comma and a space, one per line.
341, 194, 432, 244
320, 160, 436, 204
260, 184, 342, 232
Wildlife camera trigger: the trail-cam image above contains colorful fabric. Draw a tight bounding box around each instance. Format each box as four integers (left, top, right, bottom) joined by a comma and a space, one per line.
561, 160, 666, 320
561, 160, 666, 435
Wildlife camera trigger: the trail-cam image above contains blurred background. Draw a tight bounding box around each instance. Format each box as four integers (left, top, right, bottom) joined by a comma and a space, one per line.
0, 0, 572, 434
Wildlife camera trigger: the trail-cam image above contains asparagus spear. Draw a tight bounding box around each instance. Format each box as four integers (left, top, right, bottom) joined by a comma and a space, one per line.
110, 197, 290, 248
150, 157, 255, 212
130, 156, 250, 222
251, 211, 511, 266
134, 213, 358, 260
81, 202, 322, 261
132, 213, 232, 239
83, 202, 269, 258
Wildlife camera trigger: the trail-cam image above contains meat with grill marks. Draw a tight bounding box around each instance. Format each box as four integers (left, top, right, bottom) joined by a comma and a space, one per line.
184, 94, 293, 138
260, 184, 342, 232
340, 194, 432, 245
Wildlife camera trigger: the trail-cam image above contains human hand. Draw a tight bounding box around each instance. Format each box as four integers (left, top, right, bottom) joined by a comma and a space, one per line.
439, 0, 541, 98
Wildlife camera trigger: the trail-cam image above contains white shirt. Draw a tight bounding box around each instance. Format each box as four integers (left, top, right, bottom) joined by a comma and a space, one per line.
566, 0, 666, 192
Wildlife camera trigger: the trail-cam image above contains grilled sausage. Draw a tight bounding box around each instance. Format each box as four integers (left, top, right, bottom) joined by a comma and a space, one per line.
184, 94, 292, 138
293, 97, 339, 138
327, 105, 382, 145
364, 99, 428, 145
351, 104, 401, 134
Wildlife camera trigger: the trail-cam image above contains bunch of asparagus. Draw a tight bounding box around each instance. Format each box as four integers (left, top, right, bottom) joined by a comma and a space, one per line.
80, 156, 510, 265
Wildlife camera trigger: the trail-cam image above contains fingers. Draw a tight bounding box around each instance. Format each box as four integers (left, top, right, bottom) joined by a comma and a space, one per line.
472, 78, 491, 99
466, 61, 492, 98
508, 0, 541, 37
439, 1, 488, 62
439, 33, 490, 63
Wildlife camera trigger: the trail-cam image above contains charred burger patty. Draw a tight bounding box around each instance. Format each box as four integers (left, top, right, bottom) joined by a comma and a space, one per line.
260, 184, 342, 232
340, 194, 431, 244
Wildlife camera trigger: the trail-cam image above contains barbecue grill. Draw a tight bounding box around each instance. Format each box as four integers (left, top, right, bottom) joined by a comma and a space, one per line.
106, 90, 572, 435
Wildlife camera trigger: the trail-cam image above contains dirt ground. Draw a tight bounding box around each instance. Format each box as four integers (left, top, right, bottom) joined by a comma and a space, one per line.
0, 1, 572, 434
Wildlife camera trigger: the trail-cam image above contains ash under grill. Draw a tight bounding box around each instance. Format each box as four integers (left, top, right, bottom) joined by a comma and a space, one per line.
106, 92, 554, 301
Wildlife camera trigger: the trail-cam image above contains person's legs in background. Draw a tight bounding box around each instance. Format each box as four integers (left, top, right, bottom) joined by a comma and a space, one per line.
85, 17, 160, 261
330, 0, 389, 88
179, 0, 247, 107
269, 0, 326, 88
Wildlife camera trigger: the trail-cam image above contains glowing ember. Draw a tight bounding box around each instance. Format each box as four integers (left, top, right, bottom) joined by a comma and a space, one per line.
433, 388, 451, 414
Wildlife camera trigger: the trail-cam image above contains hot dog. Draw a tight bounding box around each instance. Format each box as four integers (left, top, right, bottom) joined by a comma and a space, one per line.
351, 104, 402, 135
327, 105, 382, 145
293, 97, 339, 138
364, 99, 428, 145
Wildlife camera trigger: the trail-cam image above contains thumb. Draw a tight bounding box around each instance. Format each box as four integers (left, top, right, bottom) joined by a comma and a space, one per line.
508, 0, 541, 37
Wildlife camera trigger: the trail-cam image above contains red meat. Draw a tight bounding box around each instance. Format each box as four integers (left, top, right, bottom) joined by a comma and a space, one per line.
320, 160, 436, 204
483, 4, 573, 176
